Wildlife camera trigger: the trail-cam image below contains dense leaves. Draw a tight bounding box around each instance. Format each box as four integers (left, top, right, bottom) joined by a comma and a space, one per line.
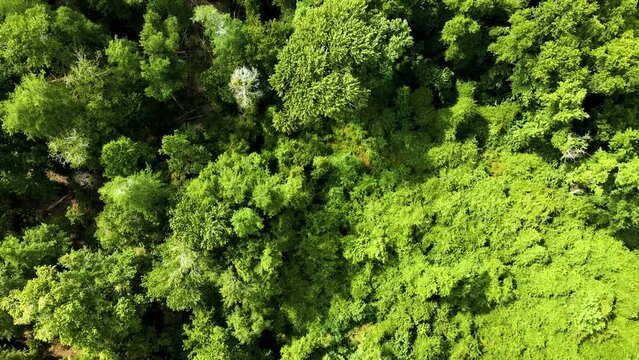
270, 0, 412, 132
1, 0, 639, 359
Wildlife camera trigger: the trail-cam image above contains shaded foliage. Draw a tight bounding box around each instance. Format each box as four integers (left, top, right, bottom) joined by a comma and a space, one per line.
0, 0, 639, 359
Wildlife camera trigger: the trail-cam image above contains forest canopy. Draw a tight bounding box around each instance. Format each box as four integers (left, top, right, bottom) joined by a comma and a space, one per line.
1, 0, 639, 359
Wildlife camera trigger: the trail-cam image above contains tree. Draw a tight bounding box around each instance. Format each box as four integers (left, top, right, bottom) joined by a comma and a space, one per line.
147, 151, 309, 351
1, 0, 639, 358
192, 4, 247, 108
159, 132, 210, 185
2, 74, 77, 140
101, 137, 155, 179
3, 248, 151, 358
140, 11, 185, 101
0, 224, 70, 339
229, 66, 262, 112
0, 5, 106, 75
0, 0, 40, 19
269, 0, 413, 133
95, 171, 168, 249
2, 37, 146, 168
489, 0, 639, 152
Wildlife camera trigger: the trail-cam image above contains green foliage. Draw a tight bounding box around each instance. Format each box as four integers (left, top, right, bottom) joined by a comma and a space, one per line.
4, 248, 150, 358
106, 37, 143, 83
489, 0, 639, 150
193, 4, 247, 107
47, 129, 91, 168
0, 0, 40, 19
2, 45, 147, 167
145, 236, 214, 311
193, 5, 244, 52
0, 224, 69, 271
0, 224, 70, 339
147, 151, 308, 349
59, 0, 143, 18
165, 152, 305, 251
440, 0, 522, 70
140, 11, 184, 101
441, 15, 482, 64
0, 5, 60, 73
96, 171, 168, 249
231, 207, 263, 238
100, 171, 167, 217
275, 151, 639, 359
1, 0, 639, 358
184, 310, 248, 360
101, 137, 155, 178
0, 131, 53, 199
159, 132, 210, 185
242, 18, 292, 75
0, 5, 106, 74
2, 74, 76, 139
270, 0, 412, 132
